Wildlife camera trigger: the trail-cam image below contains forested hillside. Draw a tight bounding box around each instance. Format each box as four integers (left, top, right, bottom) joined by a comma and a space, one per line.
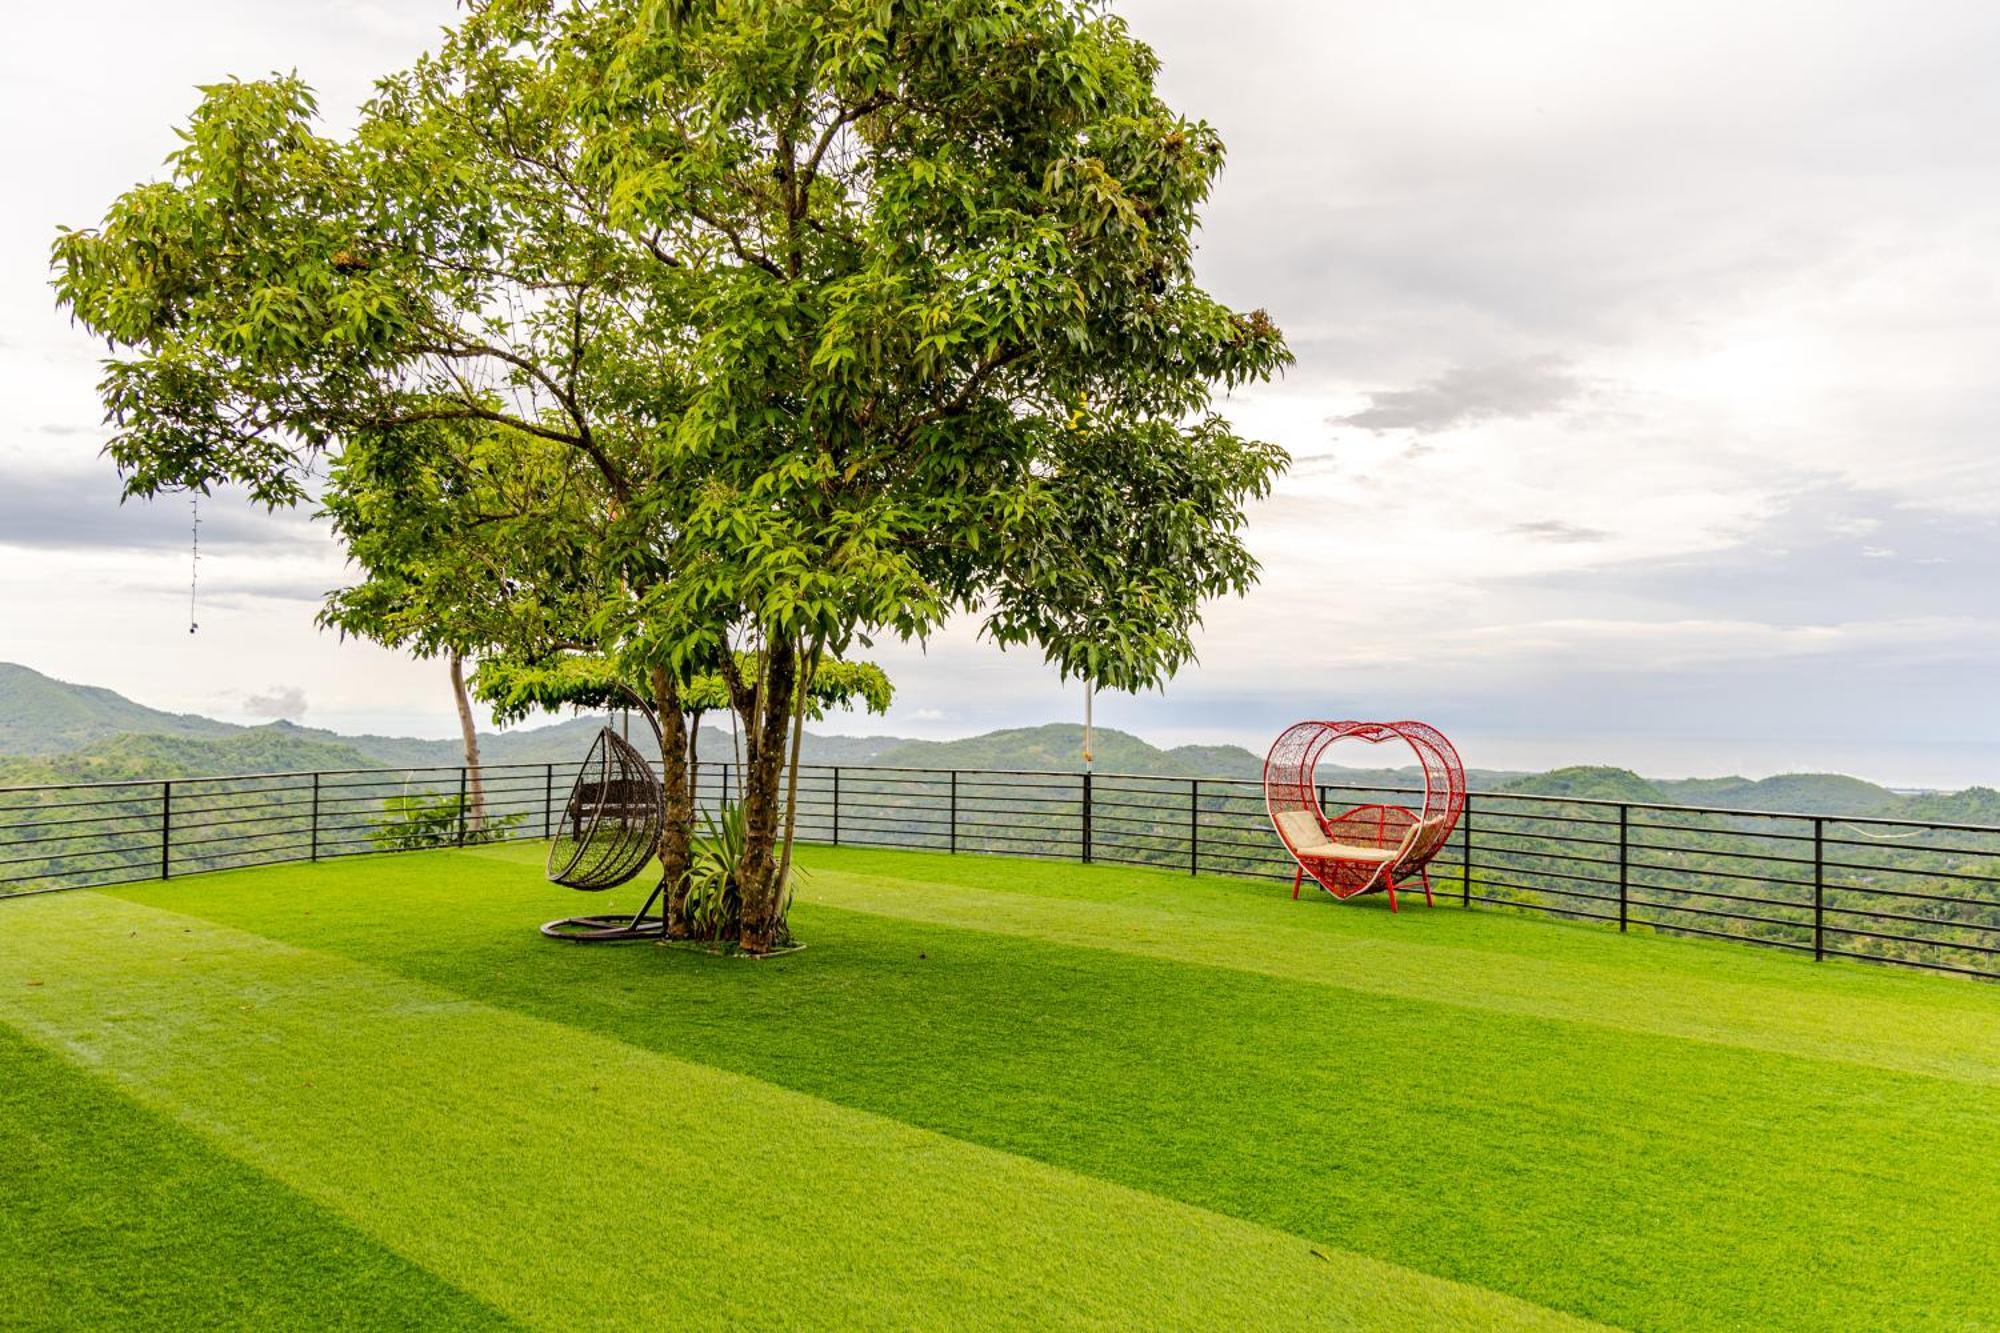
867, 725, 1532, 791
1492, 765, 1921, 818
869, 724, 1262, 778
0, 731, 377, 787
0, 663, 235, 752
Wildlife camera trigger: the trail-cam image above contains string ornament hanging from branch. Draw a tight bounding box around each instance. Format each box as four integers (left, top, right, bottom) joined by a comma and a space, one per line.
187, 496, 200, 634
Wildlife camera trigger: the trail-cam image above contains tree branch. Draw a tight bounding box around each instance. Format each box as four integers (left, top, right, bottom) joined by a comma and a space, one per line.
716, 642, 757, 717
900, 347, 1028, 441
684, 205, 784, 279
799, 93, 891, 193
411, 337, 630, 500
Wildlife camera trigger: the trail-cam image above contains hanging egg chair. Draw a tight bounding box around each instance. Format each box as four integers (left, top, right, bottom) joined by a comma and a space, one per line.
1264, 720, 1466, 912
542, 720, 666, 941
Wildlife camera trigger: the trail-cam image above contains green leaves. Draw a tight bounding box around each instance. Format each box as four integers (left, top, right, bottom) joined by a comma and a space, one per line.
472, 650, 891, 726
979, 410, 1288, 693
317, 415, 600, 666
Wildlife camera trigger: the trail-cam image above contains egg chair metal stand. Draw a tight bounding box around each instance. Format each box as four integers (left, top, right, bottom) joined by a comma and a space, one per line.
1263, 720, 1466, 912
541, 705, 669, 942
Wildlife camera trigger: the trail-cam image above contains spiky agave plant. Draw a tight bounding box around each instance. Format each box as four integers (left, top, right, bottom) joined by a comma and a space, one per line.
686, 803, 746, 941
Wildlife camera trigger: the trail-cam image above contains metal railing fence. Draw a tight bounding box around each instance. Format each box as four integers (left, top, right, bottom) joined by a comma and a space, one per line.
3, 759, 1996, 980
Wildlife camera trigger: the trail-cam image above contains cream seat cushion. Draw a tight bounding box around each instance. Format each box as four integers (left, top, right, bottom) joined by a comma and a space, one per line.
1273, 809, 1401, 863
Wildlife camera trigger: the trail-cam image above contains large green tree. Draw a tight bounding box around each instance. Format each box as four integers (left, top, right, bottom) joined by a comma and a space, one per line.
55, 0, 1289, 951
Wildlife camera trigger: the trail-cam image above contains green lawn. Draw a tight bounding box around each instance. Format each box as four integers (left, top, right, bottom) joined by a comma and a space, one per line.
3, 845, 1997, 1329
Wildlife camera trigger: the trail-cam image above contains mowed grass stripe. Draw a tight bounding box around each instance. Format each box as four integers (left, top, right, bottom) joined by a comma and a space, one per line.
0, 1023, 513, 1332
103, 850, 2000, 1330
0, 892, 1586, 1332
793, 847, 2000, 1086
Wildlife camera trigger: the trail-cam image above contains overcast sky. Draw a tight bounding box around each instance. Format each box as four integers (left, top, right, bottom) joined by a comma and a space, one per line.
3, 1, 1996, 785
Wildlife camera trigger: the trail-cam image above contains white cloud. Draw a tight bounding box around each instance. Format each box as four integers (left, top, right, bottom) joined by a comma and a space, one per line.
1332, 356, 1585, 433
244, 685, 309, 721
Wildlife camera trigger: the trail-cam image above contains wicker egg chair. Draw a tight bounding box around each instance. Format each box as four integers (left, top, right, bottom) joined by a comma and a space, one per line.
542, 717, 667, 941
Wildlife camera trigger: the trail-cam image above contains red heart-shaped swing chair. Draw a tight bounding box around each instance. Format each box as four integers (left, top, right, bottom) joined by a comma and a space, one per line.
1263, 720, 1465, 911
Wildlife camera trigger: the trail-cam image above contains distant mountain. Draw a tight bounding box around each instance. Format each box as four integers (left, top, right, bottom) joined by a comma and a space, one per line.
1314, 762, 1537, 793
869, 724, 1265, 779
1500, 765, 1670, 804
785, 733, 913, 766
1496, 765, 1918, 817
1894, 786, 2000, 826
0, 663, 666, 773
279, 715, 643, 770
1651, 772, 1901, 816
0, 729, 378, 788
0, 663, 237, 753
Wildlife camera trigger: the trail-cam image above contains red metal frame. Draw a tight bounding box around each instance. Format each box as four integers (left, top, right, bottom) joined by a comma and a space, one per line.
1263, 720, 1466, 912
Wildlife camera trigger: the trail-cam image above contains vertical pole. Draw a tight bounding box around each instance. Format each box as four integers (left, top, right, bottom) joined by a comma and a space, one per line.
456, 767, 468, 846
1082, 772, 1093, 864
1813, 816, 1825, 961
949, 771, 958, 854
833, 767, 842, 847
1460, 793, 1473, 907
1618, 804, 1629, 932
1190, 778, 1200, 876
310, 772, 321, 862
544, 764, 554, 840
160, 780, 172, 880
722, 763, 732, 809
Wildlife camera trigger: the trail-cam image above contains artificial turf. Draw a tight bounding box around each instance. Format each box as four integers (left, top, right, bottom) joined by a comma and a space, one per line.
3, 842, 1997, 1329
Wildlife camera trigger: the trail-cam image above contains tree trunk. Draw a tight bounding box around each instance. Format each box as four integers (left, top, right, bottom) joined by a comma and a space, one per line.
773, 641, 820, 921
685, 706, 703, 838
735, 635, 796, 952
651, 666, 695, 939
448, 652, 486, 836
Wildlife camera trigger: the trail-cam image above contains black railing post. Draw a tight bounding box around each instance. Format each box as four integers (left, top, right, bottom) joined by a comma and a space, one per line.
833, 767, 842, 847
456, 767, 469, 846
1082, 772, 1093, 864
1618, 804, 1629, 931
722, 763, 732, 809
160, 780, 172, 880
1460, 794, 1473, 907
310, 772, 321, 862
544, 764, 554, 840
949, 770, 958, 854
1190, 778, 1200, 875
1813, 816, 1825, 961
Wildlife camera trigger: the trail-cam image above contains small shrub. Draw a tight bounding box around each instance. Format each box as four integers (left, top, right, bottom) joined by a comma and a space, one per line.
371, 794, 523, 851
